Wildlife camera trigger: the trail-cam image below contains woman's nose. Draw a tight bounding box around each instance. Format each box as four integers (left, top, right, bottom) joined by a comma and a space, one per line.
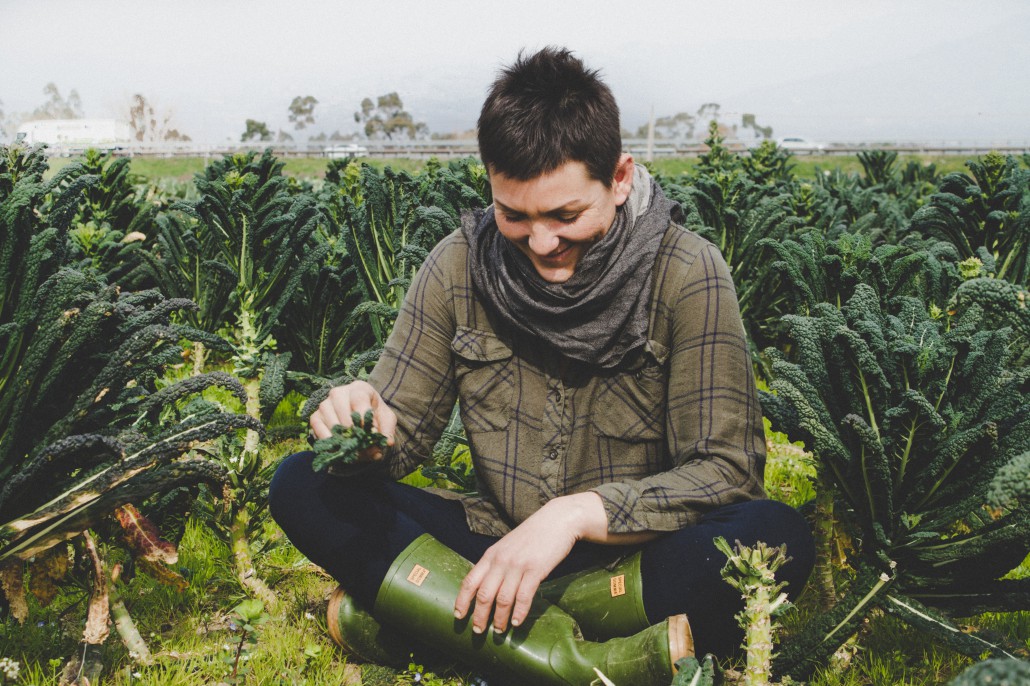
527, 223, 560, 256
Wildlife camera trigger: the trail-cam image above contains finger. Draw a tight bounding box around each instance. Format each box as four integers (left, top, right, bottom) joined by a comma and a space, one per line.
376, 404, 398, 446
491, 570, 524, 633
471, 568, 505, 635
310, 413, 331, 440
510, 572, 544, 628
454, 561, 488, 622
318, 395, 345, 431
348, 381, 379, 416
325, 389, 357, 427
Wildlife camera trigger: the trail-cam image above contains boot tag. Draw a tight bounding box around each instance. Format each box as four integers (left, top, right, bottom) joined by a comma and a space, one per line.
407, 564, 430, 586
609, 574, 626, 597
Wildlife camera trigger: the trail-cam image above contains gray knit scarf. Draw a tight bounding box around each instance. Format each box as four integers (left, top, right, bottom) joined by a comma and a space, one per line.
462, 165, 682, 369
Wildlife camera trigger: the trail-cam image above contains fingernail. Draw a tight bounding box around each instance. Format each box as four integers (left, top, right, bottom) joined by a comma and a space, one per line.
454, 610, 462, 619
472, 625, 483, 634
491, 625, 502, 634
511, 618, 520, 627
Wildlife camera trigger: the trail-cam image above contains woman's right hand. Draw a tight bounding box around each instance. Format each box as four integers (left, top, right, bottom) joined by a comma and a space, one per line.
309, 380, 397, 461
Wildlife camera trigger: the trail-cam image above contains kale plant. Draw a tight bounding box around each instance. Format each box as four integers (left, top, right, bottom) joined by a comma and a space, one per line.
909, 152, 1030, 285
59, 148, 157, 289
761, 286, 1030, 677
0, 145, 258, 668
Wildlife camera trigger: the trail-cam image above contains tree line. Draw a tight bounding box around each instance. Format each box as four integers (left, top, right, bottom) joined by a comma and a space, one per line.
2, 82, 777, 147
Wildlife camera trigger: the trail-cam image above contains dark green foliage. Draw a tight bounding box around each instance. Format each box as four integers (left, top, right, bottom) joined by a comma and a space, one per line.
909, 152, 1030, 285
134, 210, 236, 336
311, 410, 388, 472
670, 654, 717, 685
332, 163, 471, 341
59, 148, 157, 289
661, 130, 807, 360
762, 286, 1030, 676
742, 139, 795, 185
1, 146, 76, 347
858, 150, 940, 202
947, 658, 1030, 686
0, 144, 257, 566
0, 269, 261, 562
759, 231, 961, 321
185, 150, 324, 370
273, 214, 365, 379
258, 351, 292, 425
986, 450, 1030, 509
811, 168, 910, 244
954, 277, 1030, 365
302, 159, 487, 379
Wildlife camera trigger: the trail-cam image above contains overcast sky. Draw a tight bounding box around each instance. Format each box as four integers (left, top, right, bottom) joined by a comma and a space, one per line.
2, 0, 1028, 144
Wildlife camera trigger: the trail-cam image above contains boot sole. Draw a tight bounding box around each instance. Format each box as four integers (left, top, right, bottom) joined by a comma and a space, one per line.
667, 613, 695, 672
326, 586, 348, 650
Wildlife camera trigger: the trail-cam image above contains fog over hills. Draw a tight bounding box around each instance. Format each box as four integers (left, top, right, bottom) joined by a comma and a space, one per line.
1, 0, 1027, 145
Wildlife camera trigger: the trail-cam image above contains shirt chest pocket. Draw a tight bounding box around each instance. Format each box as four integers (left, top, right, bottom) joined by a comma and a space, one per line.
451, 326, 515, 433
591, 341, 668, 442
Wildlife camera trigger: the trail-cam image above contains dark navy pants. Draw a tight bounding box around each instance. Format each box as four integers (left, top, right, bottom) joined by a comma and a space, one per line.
269, 451, 814, 657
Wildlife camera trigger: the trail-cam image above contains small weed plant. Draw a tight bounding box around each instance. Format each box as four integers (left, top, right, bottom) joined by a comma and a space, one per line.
223, 599, 270, 683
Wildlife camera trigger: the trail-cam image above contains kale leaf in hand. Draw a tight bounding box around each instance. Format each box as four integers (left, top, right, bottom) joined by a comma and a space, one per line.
311, 410, 389, 472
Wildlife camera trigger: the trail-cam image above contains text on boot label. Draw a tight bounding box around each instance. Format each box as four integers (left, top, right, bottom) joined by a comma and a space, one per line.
407, 564, 430, 586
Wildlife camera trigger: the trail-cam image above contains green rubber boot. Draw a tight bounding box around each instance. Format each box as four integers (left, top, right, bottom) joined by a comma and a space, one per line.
328, 550, 694, 666
538, 551, 682, 641
328, 586, 461, 674
373, 534, 694, 686
327, 586, 412, 667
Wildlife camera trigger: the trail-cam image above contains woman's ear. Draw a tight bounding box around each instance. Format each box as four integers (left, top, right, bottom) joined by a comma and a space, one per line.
612, 153, 635, 206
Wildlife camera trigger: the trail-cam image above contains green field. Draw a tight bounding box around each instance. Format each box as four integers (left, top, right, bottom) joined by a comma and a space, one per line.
43, 152, 977, 184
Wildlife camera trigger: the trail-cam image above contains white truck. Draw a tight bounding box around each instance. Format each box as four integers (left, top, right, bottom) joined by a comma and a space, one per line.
15, 119, 134, 155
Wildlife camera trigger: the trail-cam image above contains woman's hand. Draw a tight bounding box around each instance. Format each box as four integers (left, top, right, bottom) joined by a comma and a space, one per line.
453, 492, 610, 634
309, 380, 396, 461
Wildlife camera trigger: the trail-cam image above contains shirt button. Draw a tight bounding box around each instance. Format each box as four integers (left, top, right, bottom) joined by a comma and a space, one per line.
547, 448, 559, 460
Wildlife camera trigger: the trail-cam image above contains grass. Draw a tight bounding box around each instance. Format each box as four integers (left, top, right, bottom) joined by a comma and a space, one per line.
42, 152, 981, 187
646, 154, 975, 179
43, 155, 428, 184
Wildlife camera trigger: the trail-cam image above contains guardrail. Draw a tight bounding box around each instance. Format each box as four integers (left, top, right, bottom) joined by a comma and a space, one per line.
35, 139, 1030, 159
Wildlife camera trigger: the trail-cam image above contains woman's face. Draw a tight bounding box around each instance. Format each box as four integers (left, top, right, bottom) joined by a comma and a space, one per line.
489, 154, 634, 283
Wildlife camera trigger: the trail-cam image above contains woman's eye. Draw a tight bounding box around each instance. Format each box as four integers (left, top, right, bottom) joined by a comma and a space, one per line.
502, 213, 525, 223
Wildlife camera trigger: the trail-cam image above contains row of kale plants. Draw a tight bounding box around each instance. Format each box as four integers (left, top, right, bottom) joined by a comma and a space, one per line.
1, 128, 1028, 681
0, 145, 490, 680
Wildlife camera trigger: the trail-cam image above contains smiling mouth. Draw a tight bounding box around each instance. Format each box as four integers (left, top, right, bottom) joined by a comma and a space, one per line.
539, 244, 574, 264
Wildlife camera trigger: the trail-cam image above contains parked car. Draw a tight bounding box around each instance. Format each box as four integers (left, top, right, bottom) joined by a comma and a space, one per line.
776, 136, 827, 152
324, 143, 369, 158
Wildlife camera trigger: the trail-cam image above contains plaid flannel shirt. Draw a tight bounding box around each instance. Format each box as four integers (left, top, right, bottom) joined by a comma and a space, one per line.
367, 223, 766, 536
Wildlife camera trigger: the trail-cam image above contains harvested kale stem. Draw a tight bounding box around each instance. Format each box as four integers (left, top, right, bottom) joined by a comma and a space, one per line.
312, 410, 388, 472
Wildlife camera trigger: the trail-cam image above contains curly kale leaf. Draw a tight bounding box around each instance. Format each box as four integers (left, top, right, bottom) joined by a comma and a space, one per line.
987, 450, 1030, 509
311, 410, 388, 472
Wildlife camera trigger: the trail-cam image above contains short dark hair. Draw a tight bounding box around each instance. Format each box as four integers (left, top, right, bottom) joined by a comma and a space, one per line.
477, 46, 622, 186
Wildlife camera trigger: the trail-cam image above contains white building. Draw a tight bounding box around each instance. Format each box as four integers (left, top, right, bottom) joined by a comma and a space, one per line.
15, 119, 134, 154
